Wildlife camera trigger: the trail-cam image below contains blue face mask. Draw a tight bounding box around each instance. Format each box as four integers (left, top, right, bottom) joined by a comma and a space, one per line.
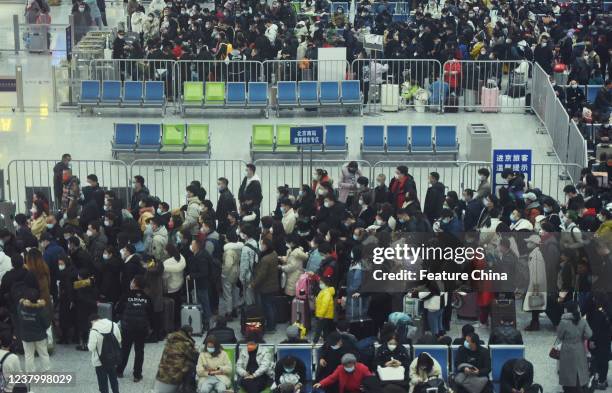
464, 340, 470, 350
284, 367, 294, 373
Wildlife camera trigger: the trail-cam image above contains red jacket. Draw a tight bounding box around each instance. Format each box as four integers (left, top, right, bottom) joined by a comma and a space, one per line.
319, 363, 372, 393
443, 60, 462, 89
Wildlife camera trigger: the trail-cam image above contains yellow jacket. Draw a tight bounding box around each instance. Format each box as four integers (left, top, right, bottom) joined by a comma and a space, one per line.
596, 220, 612, 243
315, 286, 335, 319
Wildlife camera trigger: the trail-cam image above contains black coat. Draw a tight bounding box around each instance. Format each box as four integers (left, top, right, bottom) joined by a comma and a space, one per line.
0, 268, 39, 313
316, 201, 346, 230
58, 264, 78, 305
98, 256, 122, 303
120, 254, 145, 295
274, 356, 306, 386
187, 249, 211, 290
424, 182, 446, 223
454, 345, 491, 377
238, 177, 263, 207
15, 226, 38, 252
216, 189, 237, 234
499, 359, 534, 393
117, 289, 153, 332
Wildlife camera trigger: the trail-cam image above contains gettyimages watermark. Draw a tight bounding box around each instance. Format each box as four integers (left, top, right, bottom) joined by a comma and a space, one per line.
357, 231, 612, 294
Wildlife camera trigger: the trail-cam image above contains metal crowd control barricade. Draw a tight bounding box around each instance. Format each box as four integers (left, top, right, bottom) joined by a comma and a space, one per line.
90, 58, 177, 102
351, 58, 442, 113
175, 59, 264, 88
531, 63, 550, 123
7, 159, 130, 213
372, 161, 465, 200
567, 120, 588, 181
461, 162, 584, 202
263, 59, 352, 83
129, 159, 247, 210
254, 159, 371, 215
441, 59, 532, 113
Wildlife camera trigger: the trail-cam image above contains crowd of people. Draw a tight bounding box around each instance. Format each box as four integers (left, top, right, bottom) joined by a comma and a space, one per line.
0, 152, 610, 393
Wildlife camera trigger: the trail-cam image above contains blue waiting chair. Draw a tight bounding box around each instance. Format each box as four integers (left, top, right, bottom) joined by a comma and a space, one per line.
247, 82, 269, 117
122, 81, 143, 106
226, 82, 247, 107
330, 1, 348, 13
392, 14, 408, 22
143, 81, 166, 114
587, 85, 601, 104
111, 123, 138, 158
434, 125, 459, 158
276, 344, 314, 383
490, 345, 525, 393
320, 81, 340, 105
413, 345, 449, 381
361, 125, 385, 153
101, 81, 122, 104
387, 125, 409, 152
136, 124, 162, 152
277, 81, 298, 115
299, 81, 319, 106
410, 125, 434, 153
325, 125, 348, 153
450, 345, 460, 373
78, 80, 100, 110
340, 80, 363, 114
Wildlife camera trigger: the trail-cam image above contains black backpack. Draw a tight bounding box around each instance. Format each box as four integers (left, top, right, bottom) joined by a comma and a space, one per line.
414, 377, 447, 393
524, 384, 543, 393
94, 324, 121, 369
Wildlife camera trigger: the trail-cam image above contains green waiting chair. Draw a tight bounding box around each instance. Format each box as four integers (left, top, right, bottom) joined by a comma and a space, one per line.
275, 124, 298, 153
250, 124, 275, 158
181, 81, 204, 114
184, 124, 210, 155
160, 123, 186, 152
204, 82, 226, 106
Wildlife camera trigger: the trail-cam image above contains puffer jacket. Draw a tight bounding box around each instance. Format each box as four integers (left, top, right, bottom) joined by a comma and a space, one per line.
222, 243, 241, 284
150, 226, 169, 262
595, 219, 612, 243
281, 247, 307, 296
17, 299, 50, 342
162, 255, 186, 294
196, 349, 232, 388
315, 286, 335, 319
408, 352, 442, 393
251, 251, 279, 295
488, 325, 523, 345
236, 346, 274, 380
156, 330, 199, 385
183, 197, 202, 236
338, 164, 363, 203
239, 239, 258, 286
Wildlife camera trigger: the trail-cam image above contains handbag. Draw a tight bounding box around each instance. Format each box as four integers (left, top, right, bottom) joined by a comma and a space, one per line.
377, 365, 405, 381
549, 338, 561, 360
528, 292, 545, 308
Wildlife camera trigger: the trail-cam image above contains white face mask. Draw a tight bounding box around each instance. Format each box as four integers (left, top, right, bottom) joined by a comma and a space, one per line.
387, 344, 397, 351
206, 346, 215, 353
102, 253, 110, 260
240, 233, 247, 240
86, 230, 93, 237
30, 207, 37, 215
104, 220, 111, 227
120, 249, 127, 260
58, 264, 66, 271
358, 200, 364, 206
189, 244, 195, 253
375, 219, 383, 226
323, 201, 330, 208
319, 282, 326, 290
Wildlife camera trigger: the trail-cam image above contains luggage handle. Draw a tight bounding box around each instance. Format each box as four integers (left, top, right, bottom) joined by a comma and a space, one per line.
186, 277, 197, 304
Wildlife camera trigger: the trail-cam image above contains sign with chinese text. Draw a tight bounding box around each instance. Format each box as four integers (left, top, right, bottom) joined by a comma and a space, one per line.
492, 149, 532, 190
290, 126, 323, 145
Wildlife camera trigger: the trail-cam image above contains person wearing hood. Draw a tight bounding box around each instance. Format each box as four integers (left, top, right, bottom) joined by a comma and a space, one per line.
557, 302, 593, 392
522, 192, 541, 225
408, 352, 443, 393
499, 358, 534, 393
595, 203, 612, 243
314, 353, 372, 393
153, 326, 198, 393
522, 234, 547, 331
17, 288, 50, 372
238, 164, 263, 209
313, 277, 335, 344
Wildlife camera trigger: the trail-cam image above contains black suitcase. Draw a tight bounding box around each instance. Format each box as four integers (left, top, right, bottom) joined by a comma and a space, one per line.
162, 297, 175, 335
445, 94, 459, 113
456, 292, 479, 320
349, 318, 377, 341
240, 304, 265, 334
507, 84, 526, 98
275, 294, 292, 324
491, 296, 516, 328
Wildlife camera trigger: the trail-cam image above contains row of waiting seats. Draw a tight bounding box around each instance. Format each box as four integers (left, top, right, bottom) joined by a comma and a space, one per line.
111, 123, 210, 158
221, 343, 524, 393
181, 80, 363, 117
250, 124, 347, 158
78, 80, 166, 113
559, 84, 603, 106
361, 125, 459, 158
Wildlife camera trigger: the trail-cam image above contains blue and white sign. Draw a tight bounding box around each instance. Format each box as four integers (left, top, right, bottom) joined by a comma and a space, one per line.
290, 126, 324, 145
492, 149, 532, 190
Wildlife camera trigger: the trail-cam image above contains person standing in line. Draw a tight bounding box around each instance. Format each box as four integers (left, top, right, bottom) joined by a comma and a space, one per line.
17, 288, 50, 373
88, 313, 122, 393
115, 275, 152, 383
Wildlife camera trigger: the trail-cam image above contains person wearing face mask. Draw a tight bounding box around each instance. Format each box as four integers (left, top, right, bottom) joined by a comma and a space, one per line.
312, 169, 332, 198
238, 224, 259, 306
278, 234, 306, 298
509, 209, 533, 232
560, 209, 583, 250
314, 353, 372, 393
499, 358, 535, 393
454, 333, 492, 393
355, 194, 376, 228
182, 185, 204, 237
374, 333, 411, 389
540, 197, 562, 231
533, 33, 553, 74
345, 246, 367, 320
145, 217, 169, 263
236, 341, 274, 393
279, 199, 297, 235
238, 164, 263, 209
272, 355, 306, 392
115, 275, 152, 382
119, 244, 145, 296
249, 237, 279, 333
85, 220, 107, 267
142, 12, 160, 41
55, 253, 78, 345
317, 195, 345, 231
29, 200, 47, 241
408, 352, 443, 393
312, 277, 335, 344
215, 177, 236, 235
338, 161, 362, 205
436, 208, 463, 238
595, 203, 612, 242
565, 79, 586, 116
196, 335, 232, 393
389, 166, 417, 211
12, 214, 38, 252
97, 246, 122, 304
373, 174, 389, 206
521, 234, 547, 331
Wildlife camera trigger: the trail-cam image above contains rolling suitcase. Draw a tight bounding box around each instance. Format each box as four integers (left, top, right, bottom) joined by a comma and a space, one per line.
490, 295, 516, 328
463, 88, 477, 112
162, 297, 175, 335
275, 294, 292, 324
291, 298, 311, 330
241, 304, 265, 334
456, 292, 479, 320
381, 82, 400, 112
181, 279, 203, 336
445, 93, 459, 113
481, 79, 500, 112
348, 298, 377, 340
403, 294, 420, 318
97, 302, 113, 321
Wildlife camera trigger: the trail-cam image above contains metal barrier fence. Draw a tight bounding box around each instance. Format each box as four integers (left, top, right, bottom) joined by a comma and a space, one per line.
254, 159, 371, 214
442, 60, 532, 113
546, 95, 570, 163
90, 59, 177, 101
7, 160, 130, 213
351, 59, 442, 113
129, 159, 247, 210
461, 162, 584, 202
567, 120, 587, 181
262, 59, 352, 83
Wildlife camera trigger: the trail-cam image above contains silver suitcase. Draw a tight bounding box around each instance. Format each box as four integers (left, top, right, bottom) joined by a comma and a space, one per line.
181, 278, 203, 335
464, 88, 477, 112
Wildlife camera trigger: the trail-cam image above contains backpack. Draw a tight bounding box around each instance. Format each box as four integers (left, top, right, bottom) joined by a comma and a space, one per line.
295, 273, 311, 299
524, 384, 543, 393
94, 323, 121, 369
414, 377, 447, 393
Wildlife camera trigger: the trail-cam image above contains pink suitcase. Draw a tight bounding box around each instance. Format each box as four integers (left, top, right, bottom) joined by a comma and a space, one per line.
481, 79, 499, 112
